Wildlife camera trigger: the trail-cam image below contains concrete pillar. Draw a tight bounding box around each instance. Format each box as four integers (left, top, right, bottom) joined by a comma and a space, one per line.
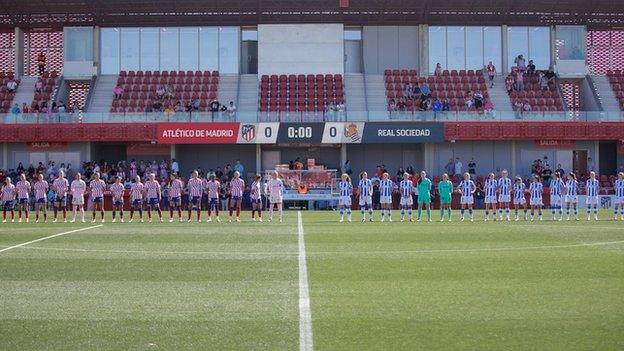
501, 25, 508, 74
255, 144, 262, 175
14, 28, 24, 76
419, 24, 429, 75
2, 143, 7, 170
93, 26, 100, 75
86, 142, 92, 162
340, 143, 347, 170
170, 144, 176, 160
594, 140, 599, 173
510, 140, 516, 176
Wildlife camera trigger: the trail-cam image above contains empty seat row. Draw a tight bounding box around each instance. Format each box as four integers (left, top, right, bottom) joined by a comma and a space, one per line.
119, 70, 219, 77
118, 76, 219, 85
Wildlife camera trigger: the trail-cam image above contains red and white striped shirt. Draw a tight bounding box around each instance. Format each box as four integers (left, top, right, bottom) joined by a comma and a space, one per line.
53, 178, 69, 197
145, 180, 161, 199
188, 178, 204, 197
16, 180, 31, 199
90, 179, 106, 198
1, 184, 15, 202
34, 180, 49, 199
229, 178, 245, 197
130, 182, 144, 201
206, 180, 220, 198
250, 180, 262, 200
169, 179, 184, 199
109, 183, 125, 201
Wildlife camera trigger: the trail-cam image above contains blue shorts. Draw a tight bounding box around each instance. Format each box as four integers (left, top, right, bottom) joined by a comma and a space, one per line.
55, 196, 67, 204
209, 197, 218, 205
148, 198, 160, 205
36, 198, 47, 204
18, 198, 29, 205
132, 199, 142, 206
231, 196, 241, 201
191, 196, 201, 205
251, 198, 261, 204
114, 200, 124, 206
4, 201, 14, 208
170, 197, 180, 203
92, 196, 103, 203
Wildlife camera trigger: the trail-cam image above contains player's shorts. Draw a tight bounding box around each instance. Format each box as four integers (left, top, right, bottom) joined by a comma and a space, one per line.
72, 196, 84, 205
270, 195, 283, 204
231, 196, 241, 201
400, 196, 413, 207
359, 195, 372, 207
380, 195, 392, 204
208, 197, 219, 206
36, 197, 46, 204
55, 196, 67, 204
113, 199, 124, 206
460, 195, 474, 205
585, 196, 599, 206
169, 196, 180, 204
498, 194, 511, 203
4, 200, 14, 208
147, 197, 160, 205
251, 198, 261, 204
132, 198, 142, 206
513, 196, 526, 205
418, 197, 431, 204
530, 198, 543, 206
565, 195, 578, 204
550, 195, 562, 206
485, 195, 497, 204
191, 196, 201, 206
18, 197, 29, 205
616, 196, 624, 204
339, 196, 352, 207
92, 196, 103, 203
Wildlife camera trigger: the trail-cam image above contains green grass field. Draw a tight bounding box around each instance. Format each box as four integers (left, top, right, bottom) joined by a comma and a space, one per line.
0, 210, 623, 350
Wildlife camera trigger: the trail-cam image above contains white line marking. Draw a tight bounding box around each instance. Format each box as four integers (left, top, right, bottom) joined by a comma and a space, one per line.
0, 225, 103, 254
298, 211, 313, 351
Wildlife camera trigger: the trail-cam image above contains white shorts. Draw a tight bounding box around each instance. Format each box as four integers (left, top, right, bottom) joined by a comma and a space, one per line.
400, 196, 413, 207
485, 196, 497, 204
550, 195, 562, 206
616, 196, 624, 204
530, 198, 543, 206
269, 195, 283, 204
359, 196, 372, 207
339, 196, 352, 207
72, 196, 84, 205
513, 198, 526, 205
460, 195, 474, 205
498, 194, 511, 203
565, 195, 578, 204
380, 195, 392, 204
585, 196, 599, 206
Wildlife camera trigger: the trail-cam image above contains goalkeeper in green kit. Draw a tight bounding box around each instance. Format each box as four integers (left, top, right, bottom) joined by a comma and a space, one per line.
438, 173, 453, 221
416, 171, 432, 221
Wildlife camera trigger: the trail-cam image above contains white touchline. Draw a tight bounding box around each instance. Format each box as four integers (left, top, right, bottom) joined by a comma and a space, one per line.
0, 225, 103, 254
298, 211, 314, 351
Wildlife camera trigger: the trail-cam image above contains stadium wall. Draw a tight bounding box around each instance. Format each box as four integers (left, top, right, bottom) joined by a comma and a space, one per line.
257, 24, 344, 75
176, 144, 257, 177
362, 26, 420, 74
347, 144, 424, 177
5, 142, 88, 170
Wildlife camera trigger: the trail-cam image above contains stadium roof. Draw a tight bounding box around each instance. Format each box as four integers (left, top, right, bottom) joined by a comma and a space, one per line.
2, 0, 624, 29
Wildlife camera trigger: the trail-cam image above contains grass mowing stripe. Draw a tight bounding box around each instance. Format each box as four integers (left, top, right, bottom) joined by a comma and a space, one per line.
0, 225, 102, 254
298, 211, 314, 351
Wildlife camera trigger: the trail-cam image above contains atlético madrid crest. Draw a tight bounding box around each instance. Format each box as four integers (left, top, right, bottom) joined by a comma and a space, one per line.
241, 124, 256, 141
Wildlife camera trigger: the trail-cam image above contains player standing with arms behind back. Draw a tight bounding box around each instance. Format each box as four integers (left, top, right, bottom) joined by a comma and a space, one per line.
529, 175, 544, 221
614, 172, 624, 220
585, 171, 600, 221
34, 173, 49, 223
70, 173, 86, 223
145, 173, 163, 223
358, 171, 373, 222
228, 171, 245, 222
438, 173, 453, 221
205, 174, 221, 222
109, 176, 125, 223
338, 173, 353, 222
89, 173, 106, 223
497, 170, 512, 221
458, 172, 475, 222
549, 172, 564, 221
250, 175, 263, 222
16, 173, 31, 223
512, 176, 527, 221
52, 171, 69, 222
187, 171, 203, 223
129, 175, 144, 223
564, 173, 579, 221
416, 171, 432, 222
167, 173, 184, 222
379, 172, 394, 222
2, 177, 16, 223
267, 171, 284, 222
484, 173, 497, 221
399, 172, 414, 222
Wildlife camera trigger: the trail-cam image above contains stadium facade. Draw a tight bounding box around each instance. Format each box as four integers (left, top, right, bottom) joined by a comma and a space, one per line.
1, 0, 624, 179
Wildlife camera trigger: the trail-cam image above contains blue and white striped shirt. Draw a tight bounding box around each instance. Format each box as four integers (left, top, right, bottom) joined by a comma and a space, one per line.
459, 180, 475, 196
586, 179, 599, 197
566, 180, 578, 196
615, 179, 624, 198
379, 179, 394, 197
485, 179, 497, 197
399, 180, 413, 198
550, 178, 564, 196
514, 183, 525, 201
498, 177, 512, 196
338, 180, 352, 197
359, 179, 372, 197
530, 182, 543, 200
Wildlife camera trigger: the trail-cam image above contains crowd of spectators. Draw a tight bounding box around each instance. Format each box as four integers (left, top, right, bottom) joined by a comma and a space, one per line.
506, 53, 558, 116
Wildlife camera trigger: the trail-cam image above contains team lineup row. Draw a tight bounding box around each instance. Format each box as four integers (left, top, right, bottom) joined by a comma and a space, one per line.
2, 169, 624, 224
336, 170, 624, 222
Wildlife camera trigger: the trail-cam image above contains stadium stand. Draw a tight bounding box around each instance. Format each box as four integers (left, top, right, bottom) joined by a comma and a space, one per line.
110, 70, 220, 113
0, 71, 19, 113
606, 70, 624, 110
506, 70, 564, 112
30, 70, 58, 110
259, 74, 344, 113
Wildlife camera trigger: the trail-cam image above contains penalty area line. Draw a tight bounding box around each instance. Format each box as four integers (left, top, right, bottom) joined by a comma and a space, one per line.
297, 211, 314, 351
0, 225, 103, 254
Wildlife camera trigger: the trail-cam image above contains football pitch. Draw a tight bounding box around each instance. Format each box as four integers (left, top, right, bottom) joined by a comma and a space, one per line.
0, 210, 623, 350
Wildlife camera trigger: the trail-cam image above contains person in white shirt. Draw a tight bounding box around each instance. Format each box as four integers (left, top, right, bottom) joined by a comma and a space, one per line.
70, 173, 87, 223
267, 171, 284, 222
454, 158, 463, 182
171, 159, 179, 174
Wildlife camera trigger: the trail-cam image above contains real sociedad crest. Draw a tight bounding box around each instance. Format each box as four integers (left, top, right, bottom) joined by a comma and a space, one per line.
241, 124, 256, 141
344, 123, 361, 142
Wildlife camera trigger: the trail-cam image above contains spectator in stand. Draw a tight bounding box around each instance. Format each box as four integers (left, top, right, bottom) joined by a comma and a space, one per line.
10, 103, 20, 118
35, 78, 44, 93
21, 102, 29, 114
473, 90, 484, 109
454, 158, 463, 182
7, 78, 17, 93
588, 157, 596, 172
484, 99, 495, 118
174, 101, 184, 113
434, 63, 442, 76
486, 61, 496, 88
539, 72, 549, 91
37, 52, 46, 75
464, 91, 474, 108
234, 160, 244, 176
294, 158, 304, 170
226, 101, 237, 117
210, 99, 220, 121
514, 69, 525, 91
342, 160, 352, 176
420, 98, 431, 111
514, 54, 526, 72
432, 98, 442, 119
441, 99, 451, 116
412, 83, 421, 100
171, 158, 179, 174
165, 85, 174, 100
155, 85, 166, 100
527, 60, 536, 76
420, 83, 431, 99
388, 98, 397, 111
403, 83, 412, 99
113, 85, 124, 99
522, 99, 532, 114
192, 98, 200, 111
397, 97, 406, 111
555, 163, 565, 176
153, 100, 163, 112
505, 75, 514, 94
468, 158, 477, 175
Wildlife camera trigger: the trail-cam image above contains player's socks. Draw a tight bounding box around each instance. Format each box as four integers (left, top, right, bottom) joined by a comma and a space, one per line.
447, 209, 452, 220
368, 209, 373, 220
400, 209, 405, 220
485, 210, 489, 220
460, 208, 465, 219
417, 208, 422, 220
426, 208, 431, 220
347, 209, 352, 221
468, 209, 473, 219
440, 208, 444, 219
408, 209, 413, 220
360, 208, 365, 220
